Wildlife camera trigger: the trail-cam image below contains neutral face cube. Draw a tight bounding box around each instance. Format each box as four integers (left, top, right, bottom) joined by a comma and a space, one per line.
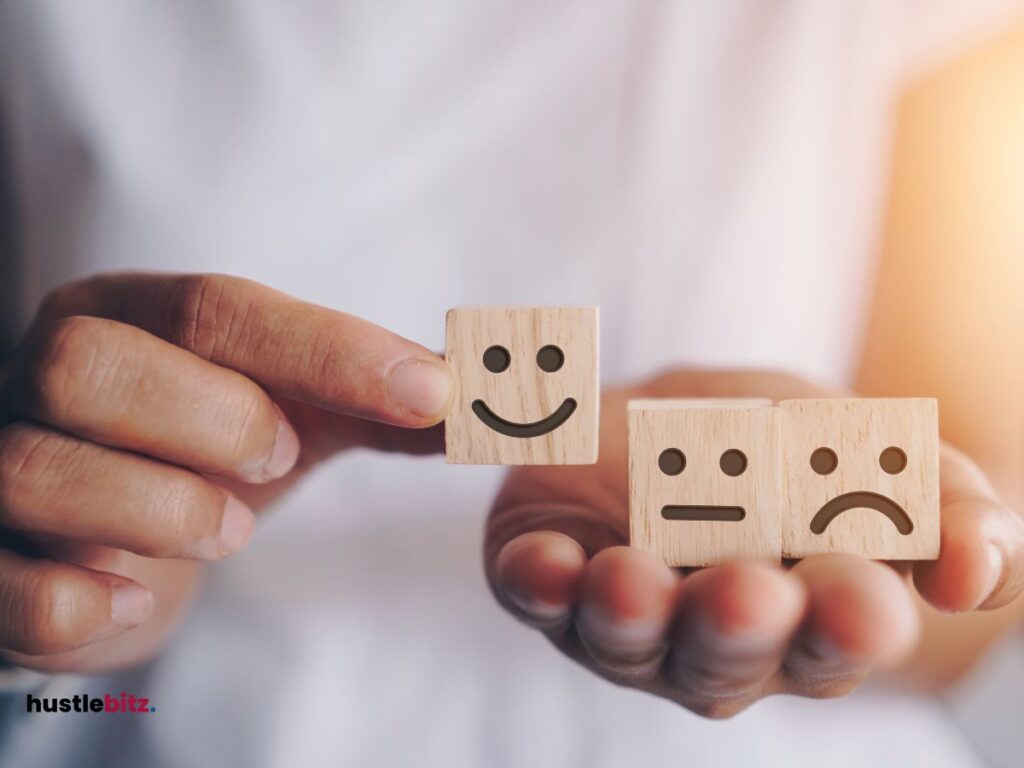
445, 307, 598, 464
628, 400, 781, 567
779, 399, 939, 560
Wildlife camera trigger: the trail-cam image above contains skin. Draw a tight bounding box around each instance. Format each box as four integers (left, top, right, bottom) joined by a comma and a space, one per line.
0, 273, 451, 672
485, 372, 1024, 717
0, 21, 1021, 717
858, 20, 1024, 689
0, 287, 1017, 700
485, 22, 1024, 713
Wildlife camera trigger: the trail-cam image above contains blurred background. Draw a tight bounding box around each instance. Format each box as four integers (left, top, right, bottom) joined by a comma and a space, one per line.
1, 2, 1024, 766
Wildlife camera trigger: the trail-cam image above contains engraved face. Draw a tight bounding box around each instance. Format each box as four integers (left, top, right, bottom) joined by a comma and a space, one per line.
655, 446, 749, 522
779, 399, 940, 560
445, 307, 598, 465
628, 400, 780, 567
473, 342, 576, 437
804, 445, 912, 534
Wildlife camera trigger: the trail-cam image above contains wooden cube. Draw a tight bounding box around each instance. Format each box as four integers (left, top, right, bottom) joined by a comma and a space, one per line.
779, 398, 940, 560
445, 307, 599, 464
628, 399, 781, 567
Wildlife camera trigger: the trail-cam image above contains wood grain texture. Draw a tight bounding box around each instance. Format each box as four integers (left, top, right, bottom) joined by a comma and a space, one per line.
780, 398, 940, 559
628, 399, 780, 567
445, 306, 599, 464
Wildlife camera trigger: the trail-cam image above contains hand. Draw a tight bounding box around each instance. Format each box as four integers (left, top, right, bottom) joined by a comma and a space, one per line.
485, 370, 1024, 718
0, 273, 453, 673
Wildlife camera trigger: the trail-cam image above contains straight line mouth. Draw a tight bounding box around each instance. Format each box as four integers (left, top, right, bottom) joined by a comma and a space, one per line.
661, 505, 746, 522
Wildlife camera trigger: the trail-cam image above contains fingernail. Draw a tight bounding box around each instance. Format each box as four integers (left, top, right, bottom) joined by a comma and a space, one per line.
502, 587, 570, 622
577, 603, 664, 657
218, 496, 255, 556
693, 617, 777, 657
801, 633, 854, 664
260, 417, 300, 480
110, 584, 154, 627
387, 359, 453, 419
975, 543, 1004, 609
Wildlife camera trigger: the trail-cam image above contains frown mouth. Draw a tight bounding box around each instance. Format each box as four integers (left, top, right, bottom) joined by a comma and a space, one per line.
809, 491, 913, 535
471, 398, 577, 438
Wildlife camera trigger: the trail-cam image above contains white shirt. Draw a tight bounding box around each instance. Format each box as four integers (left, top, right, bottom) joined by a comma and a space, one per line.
1, 2, 1022, 766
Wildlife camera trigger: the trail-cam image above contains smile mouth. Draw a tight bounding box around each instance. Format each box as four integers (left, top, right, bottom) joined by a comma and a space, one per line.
661, 505, 746, 522
471, 398, 577, 438
809, 491, 913, 535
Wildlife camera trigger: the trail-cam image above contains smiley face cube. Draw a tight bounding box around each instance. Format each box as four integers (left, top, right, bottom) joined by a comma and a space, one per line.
779, 399, 939, 560
445, 307, 599, 464
628, 400, 781, 566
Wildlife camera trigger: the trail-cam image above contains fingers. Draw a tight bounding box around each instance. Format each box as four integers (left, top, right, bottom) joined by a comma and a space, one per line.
492, 531, 587, 629
2, 550, 202, 675
0, 548, 153, 656
664, 563, 805, 712
573, 547, 677, 682
784, 554, 919, 696
36, 273, 453, 427
490, 527, 918, 716
492, 539, 679, 683
6, 316, 299, 482
485, 469, 629, 637
913, 444, 1024, 612
491, 534, 813, 717
484, 373, 1017, 719
0, 422, 254, 559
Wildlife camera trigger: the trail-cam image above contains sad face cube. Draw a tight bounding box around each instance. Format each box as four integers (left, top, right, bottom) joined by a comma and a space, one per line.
779, 399, 940, 560
445, 307, 599, 464
628, 400, 781, 567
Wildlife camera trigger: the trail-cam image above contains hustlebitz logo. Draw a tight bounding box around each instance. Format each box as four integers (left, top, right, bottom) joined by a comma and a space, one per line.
27, 692, 155, 714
